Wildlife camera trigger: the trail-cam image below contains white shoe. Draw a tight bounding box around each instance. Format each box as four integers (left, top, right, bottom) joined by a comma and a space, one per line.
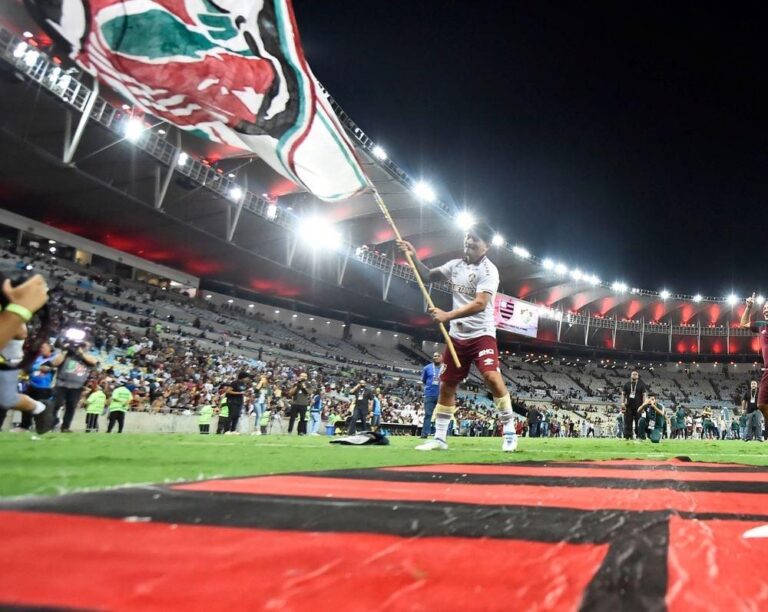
415, 439, 448, 451
502, 434, 518, 452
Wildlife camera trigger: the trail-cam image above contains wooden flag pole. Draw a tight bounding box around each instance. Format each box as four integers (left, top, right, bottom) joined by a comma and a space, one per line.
368, 186, 462, 369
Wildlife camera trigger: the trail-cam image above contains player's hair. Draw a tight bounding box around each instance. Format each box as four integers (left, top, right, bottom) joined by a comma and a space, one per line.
0, 273, 52, 371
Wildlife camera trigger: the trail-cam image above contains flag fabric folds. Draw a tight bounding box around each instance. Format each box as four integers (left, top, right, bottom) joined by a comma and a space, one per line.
26, 0, 369, 201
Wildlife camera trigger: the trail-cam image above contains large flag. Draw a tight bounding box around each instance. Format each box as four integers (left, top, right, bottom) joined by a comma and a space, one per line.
25, 0, 369, 201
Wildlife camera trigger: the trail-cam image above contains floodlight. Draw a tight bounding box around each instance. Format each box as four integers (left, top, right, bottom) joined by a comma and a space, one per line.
456, 210, 475, 230
123, 118, 145, 142
177, 152, 189, 166
491, 234, 504, 247
298, 216, 342, 250
248, 304, 254, 308
554, 263, 568, 275
757, 295, 766, 305
660, 290, 671, 300
413, 181, 436, 203
726, 294, 739, 306
570, 269, 583, 281
266, 203, 278, 220
693, 294, 702, 303
372, 145, 387, 160
13, 42, 27, 59
587, 275, 600, 286
227, 299, 233, 304
612, 282, 627, 293
512, 245, 530, 259
229, 186, 244, 201
542, 258, 555, 270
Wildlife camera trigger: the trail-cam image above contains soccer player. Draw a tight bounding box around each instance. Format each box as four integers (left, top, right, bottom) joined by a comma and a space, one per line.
740, 293, 768, 426
396, 225, 519, 452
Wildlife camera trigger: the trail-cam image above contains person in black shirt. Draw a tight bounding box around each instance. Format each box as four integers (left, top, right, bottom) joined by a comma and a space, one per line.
347, 379, 373, 435
224, 371, 249, 435
742, 380, 763, 442
621, 371, 648, 440
287, 373, 312, 435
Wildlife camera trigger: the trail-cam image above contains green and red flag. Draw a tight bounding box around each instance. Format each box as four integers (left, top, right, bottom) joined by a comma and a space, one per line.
26, 0, 369, 201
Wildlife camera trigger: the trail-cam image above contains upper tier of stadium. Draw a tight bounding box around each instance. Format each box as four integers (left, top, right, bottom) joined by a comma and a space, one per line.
0, 8, 764, 358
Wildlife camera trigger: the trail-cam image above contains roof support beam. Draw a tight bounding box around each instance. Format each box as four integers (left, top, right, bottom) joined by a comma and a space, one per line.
337, 245, 351, 286
382, 258, 395, 301
63, 80, 99, 165
154, 131, 181, 210
286, 233, 298, 267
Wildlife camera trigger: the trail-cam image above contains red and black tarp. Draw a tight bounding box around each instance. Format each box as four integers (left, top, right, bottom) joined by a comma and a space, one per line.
1, 459, 767, 610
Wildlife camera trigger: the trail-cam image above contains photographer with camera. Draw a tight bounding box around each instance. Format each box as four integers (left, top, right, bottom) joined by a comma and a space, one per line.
287, 372, 312, 435
50, 329, 99, 432
347, 379, 373, 435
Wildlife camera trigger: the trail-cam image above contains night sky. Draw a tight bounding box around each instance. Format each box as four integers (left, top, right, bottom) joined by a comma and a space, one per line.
294, 1, 767, 297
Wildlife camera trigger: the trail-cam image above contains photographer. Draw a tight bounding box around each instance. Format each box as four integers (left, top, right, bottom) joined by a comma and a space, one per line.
347, 379, 373, 435
223, 371, 249, 435
51, 330, 98, 433
287, 372, 311, 435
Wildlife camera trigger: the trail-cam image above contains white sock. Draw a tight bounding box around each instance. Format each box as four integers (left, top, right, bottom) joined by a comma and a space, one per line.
493, 394, 517, 438
434, 414, 452, 443
31, 401, 46, 415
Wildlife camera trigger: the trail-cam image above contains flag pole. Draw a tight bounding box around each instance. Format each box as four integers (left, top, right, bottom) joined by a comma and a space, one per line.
367, 183, 461, 369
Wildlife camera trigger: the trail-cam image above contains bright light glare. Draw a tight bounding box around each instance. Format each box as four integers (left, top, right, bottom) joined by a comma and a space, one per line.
123, 118, 145, 142
512, 245, 530, 259
455, 211, 475, 231
372, 145, 387, 160
23, 49, 39, 68
757, 295, 766, 305
554, 263, 568, 275
726, 294, 739, 306
570, 269, 583, 281
612, 282, 628, 293
587, 275, 600, 286
660, 290, 671, 300
542, 258, 555, 270
413, 181, 436, 203
266, 203, 278, 220
177, 152, 189, 166
298, 216, 342, 250
491, 234, 504, 247
229, 186, 244, 201
693, 294, 703, 303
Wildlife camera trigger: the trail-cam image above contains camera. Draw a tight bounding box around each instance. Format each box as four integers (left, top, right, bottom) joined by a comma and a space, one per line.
61, 327, 87, 350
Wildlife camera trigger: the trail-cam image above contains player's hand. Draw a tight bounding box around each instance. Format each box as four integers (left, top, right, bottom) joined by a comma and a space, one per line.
428, 307, 451, 324
746, 292, 756, 309
395, 240, 416, 257
3, 275, 48, 314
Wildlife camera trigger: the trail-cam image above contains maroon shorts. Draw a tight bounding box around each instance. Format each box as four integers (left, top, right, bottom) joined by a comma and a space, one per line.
440, 335, 500, 384
760, 369, 768, 406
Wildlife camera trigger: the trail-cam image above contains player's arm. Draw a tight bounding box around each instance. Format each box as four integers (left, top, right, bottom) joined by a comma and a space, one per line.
0, 275, 49, 349
395, 240, 445, 283
429, 291, 491, 324
740, 293, 756, 329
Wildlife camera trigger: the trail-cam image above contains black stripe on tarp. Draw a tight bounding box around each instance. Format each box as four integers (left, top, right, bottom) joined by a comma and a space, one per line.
0, 485, 670, 610
302, 468, 768, 494
499, 460, 768, 473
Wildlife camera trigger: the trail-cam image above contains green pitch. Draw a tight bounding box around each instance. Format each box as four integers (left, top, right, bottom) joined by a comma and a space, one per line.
1, 434, 767, 498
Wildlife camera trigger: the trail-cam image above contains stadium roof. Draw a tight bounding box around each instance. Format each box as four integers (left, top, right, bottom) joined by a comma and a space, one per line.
0, 7, 761, 337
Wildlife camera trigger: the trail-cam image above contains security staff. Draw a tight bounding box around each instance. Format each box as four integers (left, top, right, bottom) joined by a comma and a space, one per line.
198, 403, 214, 434
106, 382, 133, 433
83, 382, 106, 433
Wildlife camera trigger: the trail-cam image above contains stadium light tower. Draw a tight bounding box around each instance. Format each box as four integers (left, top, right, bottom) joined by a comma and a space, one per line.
413, 181, 437, 203
693, 294, 703, 303
660, 289, 671, 300
455, 210, 475, 231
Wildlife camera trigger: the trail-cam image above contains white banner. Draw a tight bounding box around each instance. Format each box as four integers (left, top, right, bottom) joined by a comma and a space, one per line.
494, 294, 539, 338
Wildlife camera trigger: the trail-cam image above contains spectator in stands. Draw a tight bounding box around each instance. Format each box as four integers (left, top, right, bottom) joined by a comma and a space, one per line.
420, 352, 442, 438
287, 372, 311, 435
347, 379, 373, 434
621, 371, 648, 440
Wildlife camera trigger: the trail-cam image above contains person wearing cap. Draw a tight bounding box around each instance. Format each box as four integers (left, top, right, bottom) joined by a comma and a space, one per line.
106, 381, 133, 433
397, 225, 519, 452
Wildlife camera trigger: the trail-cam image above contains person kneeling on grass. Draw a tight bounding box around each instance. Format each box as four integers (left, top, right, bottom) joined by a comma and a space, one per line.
637, 394, 665, 443
83, 382, 106, 433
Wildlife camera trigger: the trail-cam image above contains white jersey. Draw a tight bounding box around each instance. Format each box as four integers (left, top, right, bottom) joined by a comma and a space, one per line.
436, 256, 500, 340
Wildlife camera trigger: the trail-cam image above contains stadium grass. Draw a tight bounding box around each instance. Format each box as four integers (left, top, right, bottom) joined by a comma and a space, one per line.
1, 433, 768, 498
